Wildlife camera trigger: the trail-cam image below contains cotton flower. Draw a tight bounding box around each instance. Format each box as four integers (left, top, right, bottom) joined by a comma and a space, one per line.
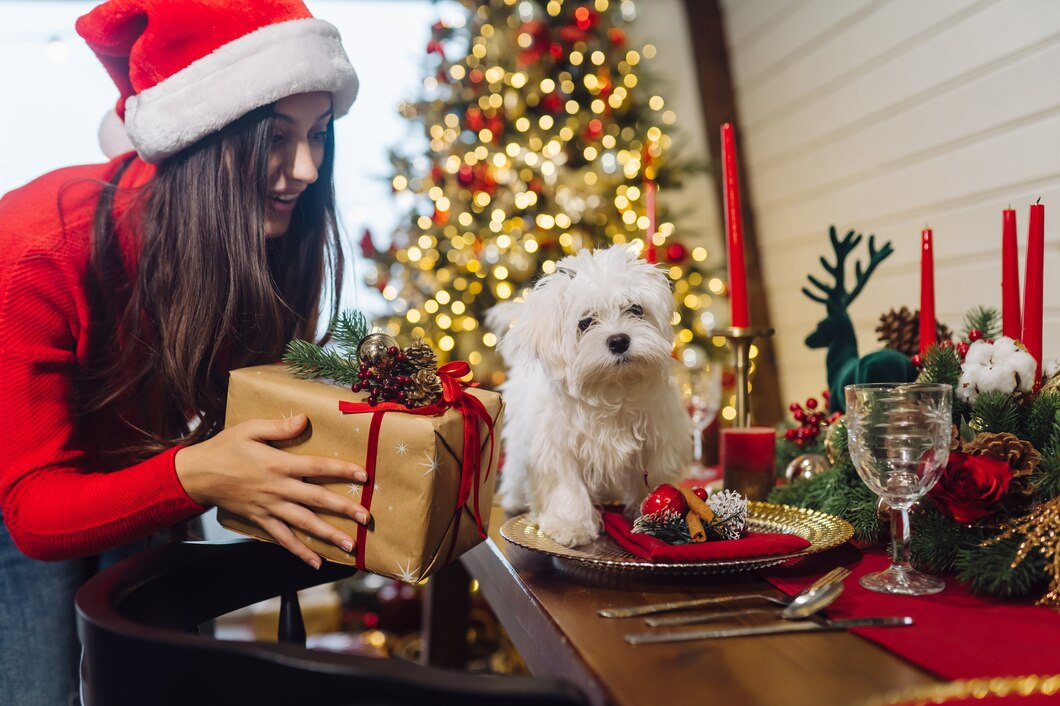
957, 336, 1037, 404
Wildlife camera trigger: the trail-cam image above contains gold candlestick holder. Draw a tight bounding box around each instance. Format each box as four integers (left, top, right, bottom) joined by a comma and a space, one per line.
720, 326, 775, 428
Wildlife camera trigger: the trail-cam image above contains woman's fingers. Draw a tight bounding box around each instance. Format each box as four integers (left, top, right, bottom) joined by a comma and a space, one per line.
258, 517, 322, 569
274, 502, 357, 555
240, 414, 309, 442
278, 477, 370, 524
283, 453, 368, 483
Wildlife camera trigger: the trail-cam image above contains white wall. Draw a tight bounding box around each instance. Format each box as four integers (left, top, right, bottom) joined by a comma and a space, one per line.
721, 0, 1060, 406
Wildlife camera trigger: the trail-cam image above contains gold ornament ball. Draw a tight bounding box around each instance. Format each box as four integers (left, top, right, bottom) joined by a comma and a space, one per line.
824, 417, 847, 465
784, 453, 830, 484
357, 332, 399, 366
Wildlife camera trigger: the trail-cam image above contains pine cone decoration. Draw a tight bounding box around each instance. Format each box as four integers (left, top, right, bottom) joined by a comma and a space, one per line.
406, 368, 443, 407
877, 307, 954, 356
403, 338, 438, 373
963, 432, 1041, 478
877, 307, 919, 356
950, 424, 962, 452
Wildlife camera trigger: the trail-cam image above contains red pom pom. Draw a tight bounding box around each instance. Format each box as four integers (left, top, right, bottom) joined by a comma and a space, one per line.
640, 484, 687, 516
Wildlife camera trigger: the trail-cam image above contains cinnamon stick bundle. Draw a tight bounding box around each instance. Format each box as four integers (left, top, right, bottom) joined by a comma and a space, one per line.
678, 486, 717, 524
686, 510, 706, 542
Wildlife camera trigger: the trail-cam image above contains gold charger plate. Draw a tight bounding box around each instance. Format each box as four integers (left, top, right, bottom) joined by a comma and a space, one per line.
500, 501, 853, 575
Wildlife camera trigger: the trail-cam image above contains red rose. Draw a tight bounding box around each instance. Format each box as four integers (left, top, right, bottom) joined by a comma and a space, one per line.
928, 451, 1013, 523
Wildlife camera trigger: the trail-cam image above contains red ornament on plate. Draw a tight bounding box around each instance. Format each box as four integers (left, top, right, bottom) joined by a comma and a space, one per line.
640, 483, 687, 516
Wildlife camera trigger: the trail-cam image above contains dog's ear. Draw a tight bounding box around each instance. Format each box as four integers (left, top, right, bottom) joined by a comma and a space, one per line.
498, 270, 572, 375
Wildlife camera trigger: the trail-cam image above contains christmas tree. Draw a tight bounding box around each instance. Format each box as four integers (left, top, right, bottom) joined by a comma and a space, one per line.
362, 0, 724, 385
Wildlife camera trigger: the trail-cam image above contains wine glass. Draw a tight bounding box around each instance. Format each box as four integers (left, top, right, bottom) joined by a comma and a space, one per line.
844, 383, 952, 595
675, 347, 722, 478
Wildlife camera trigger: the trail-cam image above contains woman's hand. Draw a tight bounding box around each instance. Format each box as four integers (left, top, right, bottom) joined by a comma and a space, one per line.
174, 414, 369, 568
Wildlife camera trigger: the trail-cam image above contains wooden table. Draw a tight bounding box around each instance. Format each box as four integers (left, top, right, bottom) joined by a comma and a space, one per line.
431, 507, 943, 706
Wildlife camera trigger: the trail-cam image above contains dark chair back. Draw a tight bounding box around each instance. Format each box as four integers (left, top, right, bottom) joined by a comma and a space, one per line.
76, 539, 588, 706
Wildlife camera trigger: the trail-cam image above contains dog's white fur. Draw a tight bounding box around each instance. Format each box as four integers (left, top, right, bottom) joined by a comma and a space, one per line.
487, 246, 692, 547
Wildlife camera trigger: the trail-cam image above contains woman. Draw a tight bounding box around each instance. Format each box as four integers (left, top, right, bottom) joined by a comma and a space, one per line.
0, 1, 368, 703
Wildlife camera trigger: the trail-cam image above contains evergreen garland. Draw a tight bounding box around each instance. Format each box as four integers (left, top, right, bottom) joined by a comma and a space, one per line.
330, 310, 369, 357
968, 391, 1021, 435
283, 338, 360, 386
909, 504, 985, 572
916, 343, 962, 388
1022, 392, 1060, 450
962, 305, 1001, 340
1032, 411, 1060, 501
955, 535, 1046, 598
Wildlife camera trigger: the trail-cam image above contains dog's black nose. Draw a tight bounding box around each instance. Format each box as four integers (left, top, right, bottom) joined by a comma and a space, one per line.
607, 334, 630, 354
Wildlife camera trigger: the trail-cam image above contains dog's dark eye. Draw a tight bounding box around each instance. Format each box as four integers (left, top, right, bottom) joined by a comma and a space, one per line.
578, 317, 595, 332
627, 304, 643, 317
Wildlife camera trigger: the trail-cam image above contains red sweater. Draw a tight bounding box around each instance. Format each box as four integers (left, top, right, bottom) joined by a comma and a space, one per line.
0, 155, 204, 561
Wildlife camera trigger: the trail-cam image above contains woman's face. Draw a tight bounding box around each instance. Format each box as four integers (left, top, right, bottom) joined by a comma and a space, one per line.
265, 91, 333, 239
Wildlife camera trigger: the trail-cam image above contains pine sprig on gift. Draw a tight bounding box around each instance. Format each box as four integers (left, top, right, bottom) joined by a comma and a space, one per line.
955, 534, 1046, 598
283, 338, 360, 386
968, 391, 1021, 435
962, 305, 1001, 340
331, 310, 369, 357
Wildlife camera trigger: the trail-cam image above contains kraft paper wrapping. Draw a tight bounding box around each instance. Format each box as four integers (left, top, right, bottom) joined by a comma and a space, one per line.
218, 364, 503, 582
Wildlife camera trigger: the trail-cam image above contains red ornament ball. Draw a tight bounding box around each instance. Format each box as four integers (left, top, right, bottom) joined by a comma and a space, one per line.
968, 329, 983, 342
692, 487, 708, 501
665, 242, 688, 264
640, 483, 687, 517
957, 341, 970, 358
805, 397, 818, 409
911, 354, 923, 367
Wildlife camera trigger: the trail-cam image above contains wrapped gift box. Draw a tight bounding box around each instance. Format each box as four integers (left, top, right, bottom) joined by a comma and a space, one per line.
218, 364, 503, 582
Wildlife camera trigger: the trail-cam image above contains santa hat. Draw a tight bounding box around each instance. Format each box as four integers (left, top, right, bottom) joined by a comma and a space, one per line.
76, 0, 359, 164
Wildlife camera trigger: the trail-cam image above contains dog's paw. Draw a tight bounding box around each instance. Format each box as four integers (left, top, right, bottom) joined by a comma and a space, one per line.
538, 516, 599, 548
501, 493, 529, 515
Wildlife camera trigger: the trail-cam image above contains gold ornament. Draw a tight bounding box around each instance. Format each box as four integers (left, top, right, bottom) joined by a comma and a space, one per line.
824, 417, 847, 465
784, 453, 830, 484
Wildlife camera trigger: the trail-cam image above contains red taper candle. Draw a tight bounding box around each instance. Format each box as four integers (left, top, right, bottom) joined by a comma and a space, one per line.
721, 123, 749, 327
919, 228, 936, 354
1022, 199, 1044, 382
1002, 208, 1021, 339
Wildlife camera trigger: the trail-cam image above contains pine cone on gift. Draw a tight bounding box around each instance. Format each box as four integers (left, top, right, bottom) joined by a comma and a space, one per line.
403, 338, 438, 373
405, 368, 443, 407
876, 307, 954, 357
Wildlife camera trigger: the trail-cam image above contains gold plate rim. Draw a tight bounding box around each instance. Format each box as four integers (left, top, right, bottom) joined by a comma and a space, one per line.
499, 501, 854, 575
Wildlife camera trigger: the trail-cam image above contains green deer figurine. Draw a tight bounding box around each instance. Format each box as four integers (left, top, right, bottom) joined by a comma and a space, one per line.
803, 226, 917, 413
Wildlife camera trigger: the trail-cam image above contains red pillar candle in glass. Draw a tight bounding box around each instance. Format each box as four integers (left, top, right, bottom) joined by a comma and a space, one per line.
721, 123, 749, 327
919, 228, 936, 354
721, 427, 776, 501
1002, 208, 1021, 340
1022, 200, 1045, 381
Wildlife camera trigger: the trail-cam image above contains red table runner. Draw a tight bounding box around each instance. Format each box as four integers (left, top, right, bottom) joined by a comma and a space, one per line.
764, 545, 1060, 685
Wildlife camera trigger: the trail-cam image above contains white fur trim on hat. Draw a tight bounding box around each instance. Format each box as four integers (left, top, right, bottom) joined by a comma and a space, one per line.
123, 18, 358, 164
98, 108, 136, 159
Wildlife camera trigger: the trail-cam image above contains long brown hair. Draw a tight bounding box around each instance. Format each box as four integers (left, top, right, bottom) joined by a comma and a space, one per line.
85, 103, 344, 459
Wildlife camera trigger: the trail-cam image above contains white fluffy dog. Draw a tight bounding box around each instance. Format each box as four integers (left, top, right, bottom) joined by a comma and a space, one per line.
487, 246, 692, 547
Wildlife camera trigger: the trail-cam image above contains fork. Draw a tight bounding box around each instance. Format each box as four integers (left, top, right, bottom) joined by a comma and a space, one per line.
597, 566, 851, 619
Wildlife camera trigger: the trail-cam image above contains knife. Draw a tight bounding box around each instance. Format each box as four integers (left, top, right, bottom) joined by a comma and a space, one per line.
624, 616, 913, 644
599, 594, 771, 619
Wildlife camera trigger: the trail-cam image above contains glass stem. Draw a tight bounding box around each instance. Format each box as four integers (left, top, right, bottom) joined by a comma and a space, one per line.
889, 505, 912, 571
693, 425, 704, 463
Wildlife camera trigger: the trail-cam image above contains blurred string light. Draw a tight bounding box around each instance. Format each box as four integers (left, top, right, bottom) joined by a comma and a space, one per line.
362, 0, 723, 381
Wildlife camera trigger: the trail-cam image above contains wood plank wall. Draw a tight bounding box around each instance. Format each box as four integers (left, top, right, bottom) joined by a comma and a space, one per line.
719, 0, 1060, 407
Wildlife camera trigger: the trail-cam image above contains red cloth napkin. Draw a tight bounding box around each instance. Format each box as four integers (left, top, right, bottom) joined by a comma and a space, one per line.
601, 510, 811, 563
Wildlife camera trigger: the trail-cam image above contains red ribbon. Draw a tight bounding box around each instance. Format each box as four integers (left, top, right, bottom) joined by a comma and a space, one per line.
337, 361, 496, 571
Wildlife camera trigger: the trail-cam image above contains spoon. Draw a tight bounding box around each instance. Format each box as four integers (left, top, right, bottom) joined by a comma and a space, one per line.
645, 580, 844, 627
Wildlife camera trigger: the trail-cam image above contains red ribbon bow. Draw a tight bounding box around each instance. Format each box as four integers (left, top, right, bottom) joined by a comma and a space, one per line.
337, 361, 496, 571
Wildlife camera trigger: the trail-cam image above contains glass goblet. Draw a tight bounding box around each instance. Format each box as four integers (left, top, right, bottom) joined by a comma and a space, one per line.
674, 350, 722, 478
844, 383, 952, 595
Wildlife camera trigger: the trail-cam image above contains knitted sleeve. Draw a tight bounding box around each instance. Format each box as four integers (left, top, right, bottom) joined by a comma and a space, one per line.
0, 248, 204, 561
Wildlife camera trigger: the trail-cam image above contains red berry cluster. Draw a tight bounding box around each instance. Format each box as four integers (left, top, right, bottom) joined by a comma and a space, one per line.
911, 329, 985, 367
784, 393, 840, 447
352, 346, 413, 406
